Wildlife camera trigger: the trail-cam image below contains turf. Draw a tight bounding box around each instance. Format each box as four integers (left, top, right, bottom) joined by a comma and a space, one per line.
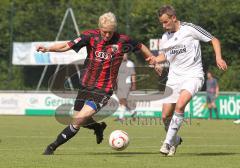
0, 116, 240, 168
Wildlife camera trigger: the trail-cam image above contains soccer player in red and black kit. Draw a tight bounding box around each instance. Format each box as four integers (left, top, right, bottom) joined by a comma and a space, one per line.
37, 12, 154, 155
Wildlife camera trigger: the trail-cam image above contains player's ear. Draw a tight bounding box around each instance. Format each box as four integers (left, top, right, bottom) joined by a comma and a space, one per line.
171, 15, 177, 21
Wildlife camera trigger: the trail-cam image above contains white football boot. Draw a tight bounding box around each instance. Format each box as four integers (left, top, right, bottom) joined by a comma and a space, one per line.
160, 143, 171, 155
167, 136, 183, 156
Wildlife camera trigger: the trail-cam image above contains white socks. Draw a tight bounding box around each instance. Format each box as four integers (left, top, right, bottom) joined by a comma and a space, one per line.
164, 112, 184, 145
118, 105, 127, 119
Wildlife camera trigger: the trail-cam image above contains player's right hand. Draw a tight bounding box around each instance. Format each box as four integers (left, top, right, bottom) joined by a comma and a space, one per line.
154, 64, 163, 76
216, 58, 228, 71
36, 45, 48, 52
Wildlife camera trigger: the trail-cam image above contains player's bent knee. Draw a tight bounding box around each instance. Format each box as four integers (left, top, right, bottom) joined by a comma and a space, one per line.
72, 116, 91, 127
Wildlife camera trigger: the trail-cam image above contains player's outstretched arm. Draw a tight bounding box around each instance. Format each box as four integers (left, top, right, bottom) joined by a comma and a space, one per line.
211, 38, 228, 71
139, 44, 167, 76
146, 53, 166, 64
139, 44, 160, 64
139, 44, 155, 60
139, 44, 167, 66
36, 42, 71, 53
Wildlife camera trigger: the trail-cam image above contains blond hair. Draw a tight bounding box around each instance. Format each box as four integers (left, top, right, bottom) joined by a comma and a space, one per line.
98, 12, 117, 30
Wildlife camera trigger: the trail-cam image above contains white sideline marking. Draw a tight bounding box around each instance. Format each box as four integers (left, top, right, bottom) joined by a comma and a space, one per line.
0, 145, 240, 151
2, 135, 237, 139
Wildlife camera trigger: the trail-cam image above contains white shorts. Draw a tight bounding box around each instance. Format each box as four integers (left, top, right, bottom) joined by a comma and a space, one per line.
162, 77, 204, 103
116, 84, 131, 99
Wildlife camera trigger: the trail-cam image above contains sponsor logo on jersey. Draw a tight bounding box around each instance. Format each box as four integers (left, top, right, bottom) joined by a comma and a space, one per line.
168, 45, 187, 55
95, 51, 112, 60
170, 48, 186, 55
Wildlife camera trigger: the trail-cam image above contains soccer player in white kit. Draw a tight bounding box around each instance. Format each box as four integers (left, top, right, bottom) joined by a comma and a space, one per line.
147, 5, 227, 156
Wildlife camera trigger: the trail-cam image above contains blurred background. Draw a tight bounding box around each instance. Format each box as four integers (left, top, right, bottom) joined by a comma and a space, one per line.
0, 0, 239, 91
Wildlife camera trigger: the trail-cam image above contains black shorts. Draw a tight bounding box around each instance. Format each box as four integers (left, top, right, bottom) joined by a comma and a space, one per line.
74, 85, 111, 112
206, 93, 216, 103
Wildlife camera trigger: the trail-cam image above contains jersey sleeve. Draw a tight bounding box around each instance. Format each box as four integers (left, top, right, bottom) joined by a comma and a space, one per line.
67, 34, 90, 53
187, 23, 214, 42
125, 38, 142, 53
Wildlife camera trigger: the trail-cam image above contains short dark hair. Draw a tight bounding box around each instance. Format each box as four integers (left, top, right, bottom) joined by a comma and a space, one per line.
207, 71, 213, 75
158, 5, 176, 17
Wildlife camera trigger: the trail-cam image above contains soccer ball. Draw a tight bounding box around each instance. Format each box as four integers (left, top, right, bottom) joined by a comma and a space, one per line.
109, 130, 129, 151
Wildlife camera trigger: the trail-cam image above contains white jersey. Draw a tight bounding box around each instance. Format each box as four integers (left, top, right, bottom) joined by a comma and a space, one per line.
160, 21, 214, 81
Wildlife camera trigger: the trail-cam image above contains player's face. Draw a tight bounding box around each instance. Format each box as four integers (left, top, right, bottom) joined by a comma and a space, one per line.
207, 72, 212, 79
100, 26, 115, 41
159, 14, 177, 32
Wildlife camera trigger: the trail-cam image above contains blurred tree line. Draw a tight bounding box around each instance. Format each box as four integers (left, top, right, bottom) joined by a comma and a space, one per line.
0, 0, 239, 91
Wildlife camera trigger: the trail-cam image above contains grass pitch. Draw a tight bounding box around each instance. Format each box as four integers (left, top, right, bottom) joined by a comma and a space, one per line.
0, 116, 240, 168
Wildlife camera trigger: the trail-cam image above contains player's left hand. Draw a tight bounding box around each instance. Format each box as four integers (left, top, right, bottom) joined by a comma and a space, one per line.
146, 56, 156, 65
216, 58, 227, 71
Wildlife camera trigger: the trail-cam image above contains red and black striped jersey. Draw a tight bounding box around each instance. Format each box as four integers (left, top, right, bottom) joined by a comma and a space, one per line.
67, 29, 142, 95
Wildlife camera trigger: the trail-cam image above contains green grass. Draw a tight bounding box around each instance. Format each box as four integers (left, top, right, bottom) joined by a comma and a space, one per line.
0, 116, 240, 168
